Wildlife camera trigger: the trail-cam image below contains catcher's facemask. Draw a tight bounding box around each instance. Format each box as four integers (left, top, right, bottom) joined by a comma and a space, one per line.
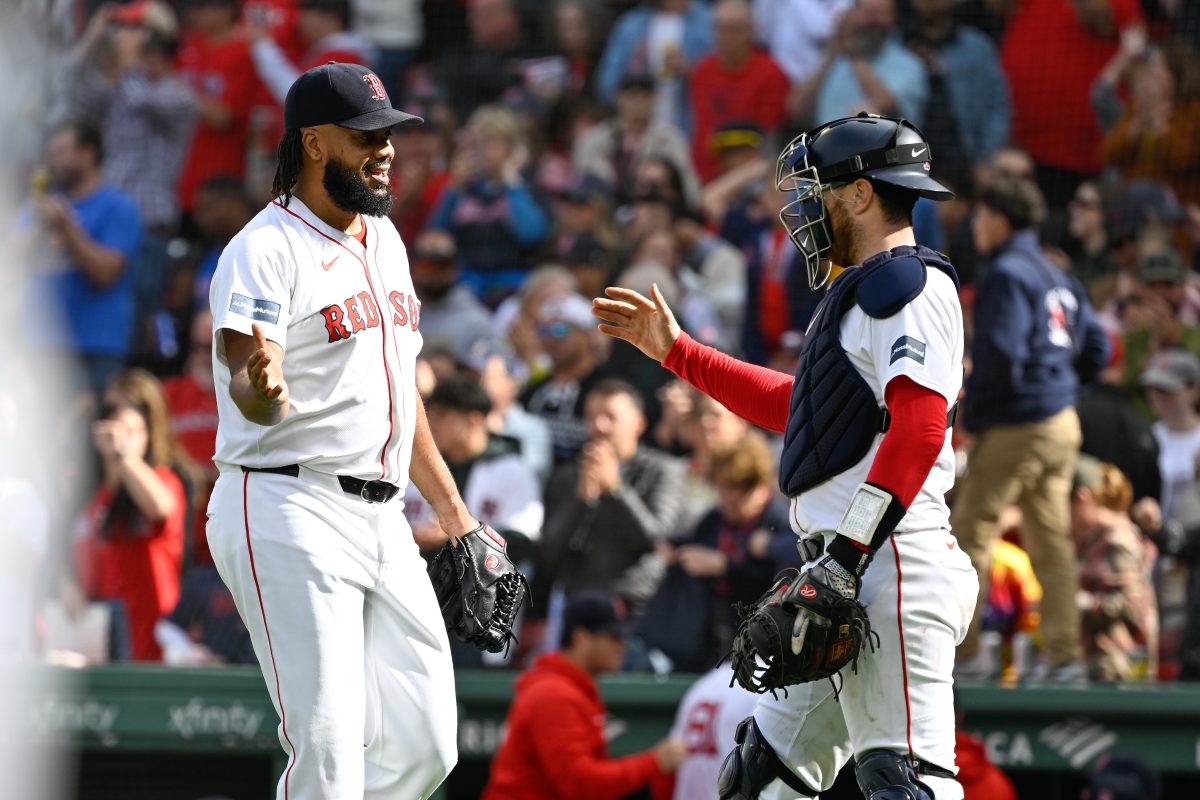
776, 135, 836, 292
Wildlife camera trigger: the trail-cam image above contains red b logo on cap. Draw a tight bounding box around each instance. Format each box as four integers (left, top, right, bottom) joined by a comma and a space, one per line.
363, 73, 387, 101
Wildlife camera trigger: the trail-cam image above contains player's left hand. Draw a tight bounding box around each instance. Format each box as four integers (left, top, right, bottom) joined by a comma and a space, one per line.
789, 557, 858, 657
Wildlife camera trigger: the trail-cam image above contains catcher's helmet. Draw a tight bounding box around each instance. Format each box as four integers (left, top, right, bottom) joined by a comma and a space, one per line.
776, 113, 952, 290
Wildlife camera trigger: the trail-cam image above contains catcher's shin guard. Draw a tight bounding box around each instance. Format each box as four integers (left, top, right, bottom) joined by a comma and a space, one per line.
854, 749, 946, 799
717, 716, 818, 799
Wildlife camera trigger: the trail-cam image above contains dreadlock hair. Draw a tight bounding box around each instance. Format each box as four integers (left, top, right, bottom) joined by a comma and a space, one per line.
272, 129, 304, 207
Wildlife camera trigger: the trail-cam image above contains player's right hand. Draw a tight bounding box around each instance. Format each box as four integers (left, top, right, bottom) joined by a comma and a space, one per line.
592, 283, 681, 364
652, 737, 687, 772
247, 323, 289, 406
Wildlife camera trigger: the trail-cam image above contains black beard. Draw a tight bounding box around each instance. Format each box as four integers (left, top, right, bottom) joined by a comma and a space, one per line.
323, 157, 392, 217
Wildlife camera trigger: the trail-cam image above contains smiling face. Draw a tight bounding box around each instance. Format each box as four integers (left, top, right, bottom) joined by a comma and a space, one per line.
307, 125, 395, 217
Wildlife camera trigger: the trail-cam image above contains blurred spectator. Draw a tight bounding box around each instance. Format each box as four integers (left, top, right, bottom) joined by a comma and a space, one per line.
175, 0, 261, 214
431, 105, 550, 304
998, 0, 1144, 207
73, 369, 187, 661
243, 0, 305, 62
981, 533, 1042, 684
58, 2, 196, 337
539, 380, 686, 619
904, 0, 1010, 174
674, 207, 747, 351
1120, 240, 1200, 410
573, 72, 697, 206
751, 0, 852, 85
404, 373, 543, 562
24, 120, 143, 397
954, 175, 1109, 682
1083, 753, 1162, 800
551, 172, 617, 253
594, 0, 713, 133
154, 563, 255, 665
1095, 33, 1200, 205
1139, 349, 1200, 522
496, 264, 578, 375
677, 391, 752, 532
1076, 334, 1162, 504
542, 0, 606, 99
953, 692, 1018, 800
409, 229, 494, 356
350, 0, 422, 99
687, 0, 788, 181
461, 340, 555, 482
657, 664, 758, 800
556, 231, 614, 300
1071, 456, 1158, 682
434, 0, 536, 123
483, 594, 685, 799
387, 94, 452, 245
191, 174, 255, 309
788, 0, 929, 127
1066, 180, 1120, 308
696, 122, 771, 222
249, 0, 375, 106
643, 435, 797, 671
521, 292, 613, 463
162, 310, 218, 566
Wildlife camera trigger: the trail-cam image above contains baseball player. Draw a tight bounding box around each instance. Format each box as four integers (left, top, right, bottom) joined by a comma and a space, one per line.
593, 114, 978, 799
205, 62, 477, 800
664, 664, 760, 800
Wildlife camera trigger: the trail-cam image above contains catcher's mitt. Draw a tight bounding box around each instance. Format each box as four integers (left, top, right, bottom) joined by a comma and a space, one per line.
427, 522, 529, 654
728, 564, 875, 695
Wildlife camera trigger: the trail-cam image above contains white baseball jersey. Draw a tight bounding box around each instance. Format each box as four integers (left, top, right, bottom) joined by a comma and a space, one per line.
669, 666, 759, 800
789, 268, 963, 536
209, 197, 423, 483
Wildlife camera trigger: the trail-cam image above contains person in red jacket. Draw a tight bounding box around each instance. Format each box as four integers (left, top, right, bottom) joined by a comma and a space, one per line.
483, 594, 685, 799
688, 0, 789, 181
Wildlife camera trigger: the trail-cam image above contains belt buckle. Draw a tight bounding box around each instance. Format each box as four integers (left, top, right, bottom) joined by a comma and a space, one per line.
359, 481, 375, 503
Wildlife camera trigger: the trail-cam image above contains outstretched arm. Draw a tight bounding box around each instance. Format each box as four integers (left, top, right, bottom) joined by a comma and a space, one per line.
593, 285, 793, 432
410, 393, 477, 541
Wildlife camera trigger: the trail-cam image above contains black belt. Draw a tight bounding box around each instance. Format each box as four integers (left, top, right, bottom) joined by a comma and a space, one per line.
240, 465, 400, 504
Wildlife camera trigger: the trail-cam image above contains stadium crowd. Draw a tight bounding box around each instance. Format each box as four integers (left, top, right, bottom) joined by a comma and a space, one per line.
8, 0, 1200, 705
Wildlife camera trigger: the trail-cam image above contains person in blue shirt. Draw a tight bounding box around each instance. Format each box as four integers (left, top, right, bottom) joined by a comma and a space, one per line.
953, 174, 1109, 683
27, 121, 142, 397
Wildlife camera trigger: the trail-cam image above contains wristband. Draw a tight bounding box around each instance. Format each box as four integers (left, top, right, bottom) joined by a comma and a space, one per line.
826, 482, 907, 577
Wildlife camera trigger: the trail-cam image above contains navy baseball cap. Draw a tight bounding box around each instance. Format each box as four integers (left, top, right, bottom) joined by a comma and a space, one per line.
560, 593, 629, 646
284, 62, 423, 131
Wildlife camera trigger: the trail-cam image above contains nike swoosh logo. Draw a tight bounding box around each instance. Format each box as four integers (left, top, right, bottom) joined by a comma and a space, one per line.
947, 540, 956, 550
321, 256, 339, 271
799, 235, 810, 249
911, 147, 927, 158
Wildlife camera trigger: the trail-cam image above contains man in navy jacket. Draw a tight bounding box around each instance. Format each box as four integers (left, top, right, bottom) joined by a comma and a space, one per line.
954, 174, 1109, 681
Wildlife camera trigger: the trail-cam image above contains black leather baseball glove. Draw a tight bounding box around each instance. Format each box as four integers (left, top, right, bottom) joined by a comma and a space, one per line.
728, 561, 876, 695
427, 522, 529, 654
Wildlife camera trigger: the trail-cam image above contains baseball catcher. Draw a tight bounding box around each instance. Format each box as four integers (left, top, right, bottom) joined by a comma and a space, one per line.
427, 522, 529, 653
593, 112, 978, 800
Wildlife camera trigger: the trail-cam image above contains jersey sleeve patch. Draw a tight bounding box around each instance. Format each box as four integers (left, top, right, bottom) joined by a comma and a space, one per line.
229, 293, 281, 324
889, 336, 927, 365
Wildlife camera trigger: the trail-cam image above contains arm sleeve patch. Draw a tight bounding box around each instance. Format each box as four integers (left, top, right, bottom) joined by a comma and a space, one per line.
856, 255, 928, 319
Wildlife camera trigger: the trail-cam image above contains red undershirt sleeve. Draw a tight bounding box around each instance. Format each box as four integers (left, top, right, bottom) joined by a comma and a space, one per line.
661, 332, 793, 433
866, 375, 948, 507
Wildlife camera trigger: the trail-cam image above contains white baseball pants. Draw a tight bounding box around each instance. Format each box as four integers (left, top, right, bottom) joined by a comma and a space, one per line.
758, 530, 979, 800
207, 467, 457, 800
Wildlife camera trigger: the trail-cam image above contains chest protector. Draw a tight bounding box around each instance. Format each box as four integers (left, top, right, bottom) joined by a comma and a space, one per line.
779, 246, 959, 497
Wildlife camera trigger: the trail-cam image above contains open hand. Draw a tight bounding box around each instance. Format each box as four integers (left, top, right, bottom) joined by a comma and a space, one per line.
247, 323, 288, 406
592, 284, 681, 363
